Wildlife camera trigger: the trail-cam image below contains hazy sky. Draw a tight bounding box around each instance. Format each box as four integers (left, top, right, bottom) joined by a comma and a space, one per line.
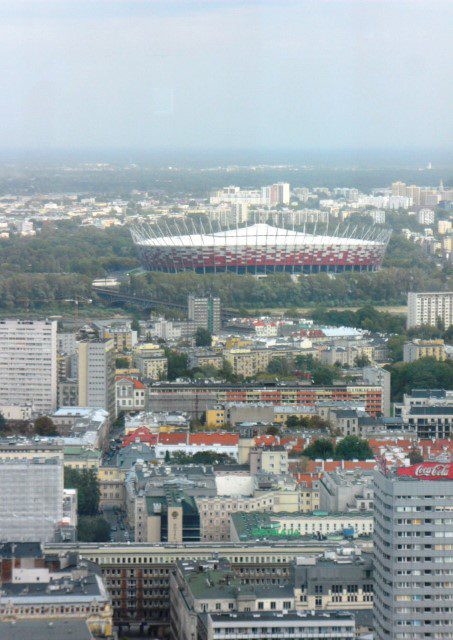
0, 0, 452, 151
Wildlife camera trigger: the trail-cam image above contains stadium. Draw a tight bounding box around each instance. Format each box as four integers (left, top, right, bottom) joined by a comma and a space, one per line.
131, 220, 391, 275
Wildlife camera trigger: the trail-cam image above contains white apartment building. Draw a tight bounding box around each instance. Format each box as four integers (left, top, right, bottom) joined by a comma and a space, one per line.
0, 319, 57, 414
417, 208, 435, 225
407, 291, 453, 329
0, 453, 64, 542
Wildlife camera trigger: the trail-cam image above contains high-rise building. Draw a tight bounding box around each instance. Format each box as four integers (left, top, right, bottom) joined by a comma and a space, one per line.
188, 295, 221, 335
262, 182, 291, 206
373, 462, 453, 640
0, 447, 65, 542
78, 338, 115, 418
0, 319, 57, 414
391, 181, 407, 197
407, 291, 453, 329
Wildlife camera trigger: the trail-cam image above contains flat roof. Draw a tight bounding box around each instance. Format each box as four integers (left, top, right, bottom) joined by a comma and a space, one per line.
0, 620, 93, 640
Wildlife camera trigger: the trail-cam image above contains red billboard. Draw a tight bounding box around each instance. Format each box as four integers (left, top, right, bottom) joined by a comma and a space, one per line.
397, 462, 453, 481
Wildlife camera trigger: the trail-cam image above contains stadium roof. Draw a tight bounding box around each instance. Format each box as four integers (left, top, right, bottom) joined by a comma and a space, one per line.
135, 222, 383, 247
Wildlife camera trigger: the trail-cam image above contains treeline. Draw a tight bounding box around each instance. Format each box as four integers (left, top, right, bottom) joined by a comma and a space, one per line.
0, 223, 139, 276
131, 266, 450, 309
0, 223, 450, 312
310, 305, 406, 334
386, 357, 453, 401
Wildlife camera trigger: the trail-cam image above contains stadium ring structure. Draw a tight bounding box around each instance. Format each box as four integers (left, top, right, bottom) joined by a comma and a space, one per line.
131, 220, 391, 275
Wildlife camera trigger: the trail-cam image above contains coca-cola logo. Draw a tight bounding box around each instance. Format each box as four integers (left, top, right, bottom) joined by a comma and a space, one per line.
398, 462, 453, 480
414, 464, 449, 477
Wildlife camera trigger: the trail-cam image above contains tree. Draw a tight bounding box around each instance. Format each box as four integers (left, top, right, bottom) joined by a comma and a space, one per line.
387, 357, 453, 401
267, 357, 291, 377
335, 436, 374, 461
164, 450, 171, 463
311, 363, 336, 385
34, 416, 58, 436
354, 354, 371, 368
0, 412, 6, 433
64, 468, 100, 516
286, 415, 301, 429
195, 327, 212, 347
115, 357, 129, 369
266, 425, 280, 436
77, 516, 110, 542
165, 348, 190, 380
302, 438, 335, 460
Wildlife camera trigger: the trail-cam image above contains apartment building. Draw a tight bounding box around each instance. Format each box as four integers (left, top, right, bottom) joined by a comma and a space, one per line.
0, 319, 57, 414
148, 382, 384, 418
373, 462, 453, 640
188, 295, 221, 335
0, 450, 67, 543
403, 338, 447, 362
78, 339, 116, 418
115, 375, 147, 413
407, 291, 453, 329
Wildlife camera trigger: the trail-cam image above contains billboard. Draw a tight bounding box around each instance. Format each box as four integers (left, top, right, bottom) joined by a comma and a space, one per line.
397, 462, 453, 481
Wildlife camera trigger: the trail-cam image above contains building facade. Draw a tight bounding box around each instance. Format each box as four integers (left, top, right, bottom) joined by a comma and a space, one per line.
373, 462, 453, 640
407, 291, 453, 329
0, 319, 57, 414
78, 339, 116, 418
188, 295, 221, 335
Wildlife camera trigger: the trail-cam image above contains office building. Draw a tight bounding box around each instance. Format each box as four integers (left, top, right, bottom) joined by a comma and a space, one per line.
0, 450, 65, 542
78, 339, 115, 418
0, 319, 57, 414
407, 291, 453, 329
373, 462, 453, 640
403, 338, 446, 362
188, 295, 221, 335
319, 469, 374, 512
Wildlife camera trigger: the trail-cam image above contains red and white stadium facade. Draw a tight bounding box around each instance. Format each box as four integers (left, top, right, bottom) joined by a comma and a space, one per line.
131, 221, 391, 275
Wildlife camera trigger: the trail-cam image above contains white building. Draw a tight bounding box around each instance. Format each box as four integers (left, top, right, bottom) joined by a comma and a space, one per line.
0, 452, 64, 542
417, 208, 435, 225
407, 291, 453, 329
0, 319, 57, 414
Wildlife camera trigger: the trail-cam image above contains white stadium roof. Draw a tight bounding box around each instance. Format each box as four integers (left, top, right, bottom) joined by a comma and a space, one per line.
137, 223, 380, 247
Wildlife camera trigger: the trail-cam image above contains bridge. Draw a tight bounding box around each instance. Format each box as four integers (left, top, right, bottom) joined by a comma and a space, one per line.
92, 286, 236, 318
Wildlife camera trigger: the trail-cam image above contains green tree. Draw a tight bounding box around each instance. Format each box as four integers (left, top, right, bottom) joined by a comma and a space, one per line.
195, 327, 212, 347
302, 438, 335, 460
386, 357, 453, 401
64, 468, 100, 516
165, 348, 190, 380
312, 363, 336, 385
34, 416, 58, 436
335, 436, 374, 461
354, 354, 371, 367
286, 415, 301, 429
115, 357, 129, 369
267, 357, 291, 377
77, 515, 111, 542
0, 412, 6, 433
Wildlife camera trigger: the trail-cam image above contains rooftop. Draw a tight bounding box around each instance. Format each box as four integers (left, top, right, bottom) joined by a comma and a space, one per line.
0, 620, 93, 640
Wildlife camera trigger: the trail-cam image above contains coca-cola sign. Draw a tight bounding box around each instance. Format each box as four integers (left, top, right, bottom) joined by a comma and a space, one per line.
398, 462, 453, 480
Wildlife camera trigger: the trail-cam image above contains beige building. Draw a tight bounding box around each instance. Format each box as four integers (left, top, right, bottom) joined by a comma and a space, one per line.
78, 339, 116, 418
249, 446, 288, 475
403, 338, 446, 362
98, 466, 126, 509
407, 291, 453, 329
134, 343, 168, 380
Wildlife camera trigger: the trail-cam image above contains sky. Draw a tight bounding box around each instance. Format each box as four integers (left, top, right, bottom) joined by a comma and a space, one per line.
0, 0, 452, 153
